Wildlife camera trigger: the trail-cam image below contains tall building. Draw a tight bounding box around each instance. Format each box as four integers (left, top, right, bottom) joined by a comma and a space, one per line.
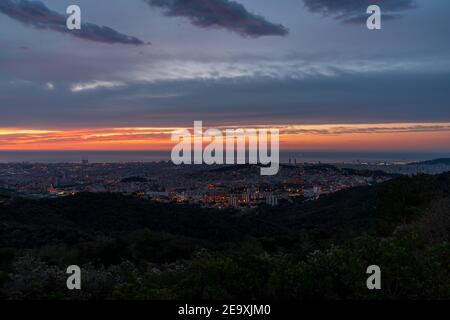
229, 195, 238, 207
243, 191, 251, 204
266, 193, 278, 207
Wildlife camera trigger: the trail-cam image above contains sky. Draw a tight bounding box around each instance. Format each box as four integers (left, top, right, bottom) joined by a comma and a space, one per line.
1, 0, 450, 152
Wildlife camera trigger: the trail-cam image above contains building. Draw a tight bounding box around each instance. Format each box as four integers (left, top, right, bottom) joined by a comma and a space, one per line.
266, 193, 278, 206
229, 195, 238, 207
303, 186, 321, 200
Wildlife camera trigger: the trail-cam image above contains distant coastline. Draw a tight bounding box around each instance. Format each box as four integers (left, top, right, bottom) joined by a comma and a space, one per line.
1, 151, 450, 165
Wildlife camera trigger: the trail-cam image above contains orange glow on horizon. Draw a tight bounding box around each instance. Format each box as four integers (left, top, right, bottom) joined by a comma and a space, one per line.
0, 123, 449, 152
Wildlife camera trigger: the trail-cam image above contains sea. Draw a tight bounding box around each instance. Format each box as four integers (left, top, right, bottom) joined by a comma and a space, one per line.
0, 151, 449, 164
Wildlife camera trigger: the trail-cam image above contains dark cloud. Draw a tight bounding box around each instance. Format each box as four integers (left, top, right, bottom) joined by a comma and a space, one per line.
2, 70, 450, 128
143, 0, 288, 37
303, 0, 417, 23
0, 0, 146, 45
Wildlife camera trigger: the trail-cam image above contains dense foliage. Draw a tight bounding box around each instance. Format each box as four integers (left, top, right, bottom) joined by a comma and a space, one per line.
0, 173, 449, 300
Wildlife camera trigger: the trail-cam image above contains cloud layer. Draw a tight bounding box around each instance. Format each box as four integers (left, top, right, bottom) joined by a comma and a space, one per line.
0, 0, 145, 45
143, 0, 288, 37
303, 0, 417, 23
71, 81, 126, 93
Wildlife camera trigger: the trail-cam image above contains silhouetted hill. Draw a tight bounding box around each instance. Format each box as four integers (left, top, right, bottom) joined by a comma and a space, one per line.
414, 158, 450, 166
1, 172, 449, 249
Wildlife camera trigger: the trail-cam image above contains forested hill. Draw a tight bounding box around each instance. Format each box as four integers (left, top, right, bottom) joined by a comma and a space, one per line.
0, 172, 449, 300
1, 172, 449, 248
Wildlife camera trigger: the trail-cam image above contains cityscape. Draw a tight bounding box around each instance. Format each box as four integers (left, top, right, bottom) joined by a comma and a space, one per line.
1, 157, 449, 209
0, 0, 449, 305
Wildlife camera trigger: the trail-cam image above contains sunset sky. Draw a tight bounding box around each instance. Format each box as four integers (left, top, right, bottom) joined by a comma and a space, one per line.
1, 0, 450, 152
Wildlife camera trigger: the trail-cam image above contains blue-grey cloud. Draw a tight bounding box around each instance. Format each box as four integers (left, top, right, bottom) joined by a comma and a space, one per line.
143, 0, 288, 37
2, 69, 450, 128
303, 0, 417, 23
0, 0, 146, 45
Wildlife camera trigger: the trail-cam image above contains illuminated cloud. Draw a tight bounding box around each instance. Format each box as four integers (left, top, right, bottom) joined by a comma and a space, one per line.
276, 123, 450, 135
1, 123, 450, 151
143, 0, 288, 37
45, 82, 54, 90
71, 81, 126, 93
0, 0, 146, 45
127, 58, 443, 82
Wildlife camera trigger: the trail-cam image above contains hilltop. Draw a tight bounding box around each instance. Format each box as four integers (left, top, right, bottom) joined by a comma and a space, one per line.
414, 158, 450, 166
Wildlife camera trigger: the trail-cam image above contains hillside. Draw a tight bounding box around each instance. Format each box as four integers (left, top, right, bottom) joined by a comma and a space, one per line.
414, 158, 450, 166
0, 172, 449, 300
2, 172, 448, 247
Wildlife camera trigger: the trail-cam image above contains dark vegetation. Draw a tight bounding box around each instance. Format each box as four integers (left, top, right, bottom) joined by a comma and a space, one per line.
0, 173, 449, 300
120, 177, 148, 183
414, 158, 450, 165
